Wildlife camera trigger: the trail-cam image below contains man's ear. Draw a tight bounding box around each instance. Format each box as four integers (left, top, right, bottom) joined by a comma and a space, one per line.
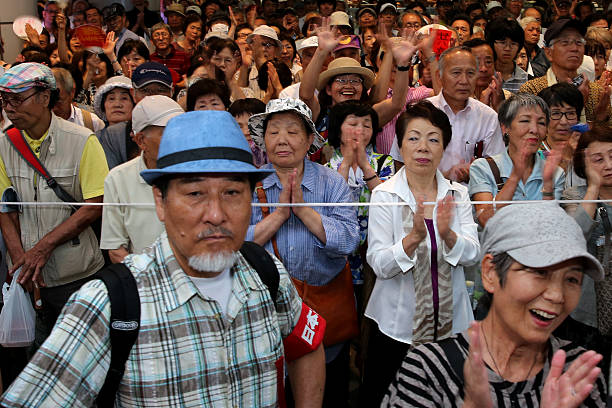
543, 46, 552, 61
152, 185, 166, 223
481, 253, 499, 295
133, 131, 145, 150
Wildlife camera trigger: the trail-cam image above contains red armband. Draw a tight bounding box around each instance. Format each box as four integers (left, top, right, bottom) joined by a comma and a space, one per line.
282, 302, 326, 362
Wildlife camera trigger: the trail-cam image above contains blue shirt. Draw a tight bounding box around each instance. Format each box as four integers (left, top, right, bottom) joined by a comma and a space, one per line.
246, 159, 360, 286
468, 149, 565, 200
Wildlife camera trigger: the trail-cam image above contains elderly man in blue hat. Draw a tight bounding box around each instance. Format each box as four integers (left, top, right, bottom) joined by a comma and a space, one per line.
0, 62, 108, 347
1, 110, 326, 407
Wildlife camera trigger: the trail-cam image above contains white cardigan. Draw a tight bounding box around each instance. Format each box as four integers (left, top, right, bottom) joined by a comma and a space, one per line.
365, 168, 480, 344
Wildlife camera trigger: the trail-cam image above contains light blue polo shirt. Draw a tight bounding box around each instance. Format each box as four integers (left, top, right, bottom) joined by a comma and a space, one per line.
468, 149, 565, 200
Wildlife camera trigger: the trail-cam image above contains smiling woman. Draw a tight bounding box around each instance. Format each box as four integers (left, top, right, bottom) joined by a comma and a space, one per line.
383, 203, 607, 408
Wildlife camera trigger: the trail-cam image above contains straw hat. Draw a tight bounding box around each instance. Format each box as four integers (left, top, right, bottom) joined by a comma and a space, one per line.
316, 57, 375, 91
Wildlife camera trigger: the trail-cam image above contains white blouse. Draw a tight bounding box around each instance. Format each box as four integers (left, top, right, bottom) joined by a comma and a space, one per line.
365, 167, 480, 344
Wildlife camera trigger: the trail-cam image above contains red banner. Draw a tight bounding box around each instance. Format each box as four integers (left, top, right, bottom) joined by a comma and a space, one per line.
74, 24, 106, 50
433, 29, 453, 59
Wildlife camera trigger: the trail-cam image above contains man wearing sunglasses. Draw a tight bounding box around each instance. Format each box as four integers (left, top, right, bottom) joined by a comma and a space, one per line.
0, 63, 108, 349
242, 25, 282, 101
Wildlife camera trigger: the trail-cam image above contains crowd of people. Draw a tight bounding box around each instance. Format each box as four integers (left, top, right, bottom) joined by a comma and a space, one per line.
0, 0, 610, 406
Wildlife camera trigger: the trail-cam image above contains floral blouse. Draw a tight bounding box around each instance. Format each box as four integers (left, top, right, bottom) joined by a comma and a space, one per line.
326, 146, 394, 284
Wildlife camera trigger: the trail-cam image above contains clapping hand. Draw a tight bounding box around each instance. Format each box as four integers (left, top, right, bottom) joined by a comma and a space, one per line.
540, 349, 602, 408
436, 196, 455, 241
411, 195, 427, 241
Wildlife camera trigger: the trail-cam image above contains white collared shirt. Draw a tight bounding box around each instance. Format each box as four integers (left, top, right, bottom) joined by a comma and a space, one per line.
68, 105, 105, 132
364, 167, 479, 343
100, 155, 164, 253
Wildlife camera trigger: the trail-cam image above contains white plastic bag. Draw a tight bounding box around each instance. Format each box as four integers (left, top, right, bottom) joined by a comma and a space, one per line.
0, 268, 36, 347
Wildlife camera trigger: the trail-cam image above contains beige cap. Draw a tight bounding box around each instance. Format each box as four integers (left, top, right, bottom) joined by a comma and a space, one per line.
132, 95, 184, 133
330, 11, 350, 27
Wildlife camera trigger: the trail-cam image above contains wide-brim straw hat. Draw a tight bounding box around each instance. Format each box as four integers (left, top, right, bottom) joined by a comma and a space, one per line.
316, 57, 375, 91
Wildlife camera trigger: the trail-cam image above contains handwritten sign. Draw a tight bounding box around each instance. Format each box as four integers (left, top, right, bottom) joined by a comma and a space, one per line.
13, 16, 43, 40
74, 24, 106, 52
432, 29, 453, 59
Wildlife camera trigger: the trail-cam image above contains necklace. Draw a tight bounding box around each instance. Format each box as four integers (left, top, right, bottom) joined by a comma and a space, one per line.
481, 324, 538, 382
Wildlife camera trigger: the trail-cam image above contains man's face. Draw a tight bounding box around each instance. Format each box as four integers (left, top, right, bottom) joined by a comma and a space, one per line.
134, 83, 172, 103
545, 28, 585, 72
52, 86, 73, 120
263, 0, 278, 16
106, 14, 125, 34
380, 10, 397, 28
166, 13, 185, 31
506, 0, 523, 17
358, 11, 376, 28
439, 50, 477, 104
72, 13, 86, 27
152, 29, 172, 51
205, 3, 220, 18
153, 174, 252, 275
2, 88, 49, 130
451, 19, 470, 44
469, 9, 483, 21
471, 44, 495, 88
319, 2, 334, 17
252, 35, 279, 64
577, 4, 593, 20
401, 13, 422, 33
43, 3, 59, 28
437, 2, 452, 21
133, 0, 145, 8
86, 9, 103, 26
557, 1, 571, 17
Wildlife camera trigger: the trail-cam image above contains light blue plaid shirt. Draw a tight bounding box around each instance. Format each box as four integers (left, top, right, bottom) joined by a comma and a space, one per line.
247, 159, 360, 286
1, 232, 302, 407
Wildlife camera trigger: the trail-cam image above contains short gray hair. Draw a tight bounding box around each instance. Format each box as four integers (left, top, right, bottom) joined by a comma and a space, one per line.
498, 93, 550, 127
519, 16, 539, 29
399, 9, 424, 27
438, 46, 478, 75
151, 22, 172, 36
51, 67, 75, 94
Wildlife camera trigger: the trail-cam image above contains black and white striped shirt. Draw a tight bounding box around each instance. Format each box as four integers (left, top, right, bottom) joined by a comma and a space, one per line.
382, 333, 607, 408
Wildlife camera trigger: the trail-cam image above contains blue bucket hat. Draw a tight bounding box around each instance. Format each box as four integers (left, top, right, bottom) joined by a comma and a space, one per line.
140, 110, 274, 185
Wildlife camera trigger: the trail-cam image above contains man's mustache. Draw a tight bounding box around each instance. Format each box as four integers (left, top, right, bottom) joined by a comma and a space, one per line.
196, 228, 233, 239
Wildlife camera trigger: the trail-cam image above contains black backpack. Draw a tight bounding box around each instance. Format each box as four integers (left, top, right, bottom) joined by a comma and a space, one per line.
94, 241, 279, 407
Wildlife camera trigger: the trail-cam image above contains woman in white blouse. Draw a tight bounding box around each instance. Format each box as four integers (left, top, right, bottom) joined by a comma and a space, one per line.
362, 101, 480, 406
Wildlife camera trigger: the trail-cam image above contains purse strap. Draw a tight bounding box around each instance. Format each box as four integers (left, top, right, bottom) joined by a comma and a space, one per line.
255, 182, 281, 260
485, 156, 505, 191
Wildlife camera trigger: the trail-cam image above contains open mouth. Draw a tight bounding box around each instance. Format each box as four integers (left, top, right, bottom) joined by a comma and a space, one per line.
529, 308, 557, 322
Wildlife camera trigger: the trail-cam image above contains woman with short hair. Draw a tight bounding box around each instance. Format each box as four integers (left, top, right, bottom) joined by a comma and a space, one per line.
383, 202, 606, 408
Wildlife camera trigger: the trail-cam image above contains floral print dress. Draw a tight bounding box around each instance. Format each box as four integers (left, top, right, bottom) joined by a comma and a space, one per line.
326, 146, 394, 284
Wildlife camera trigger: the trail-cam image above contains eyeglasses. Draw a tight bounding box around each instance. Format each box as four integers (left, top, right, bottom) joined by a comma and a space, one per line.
137, 86, 170, 96
152, 32, 170, 39
550, 110, 577, 120
402, 23, 421, 29
552, 37, 586, 47
0, 90, 40, 108
334, 77, 363, 86
262, 41, 277, 49
236, 32, 251, 39
494, 39, 519, 49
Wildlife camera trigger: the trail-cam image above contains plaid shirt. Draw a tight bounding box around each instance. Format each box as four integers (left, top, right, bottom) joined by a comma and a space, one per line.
0, 232, 302, 407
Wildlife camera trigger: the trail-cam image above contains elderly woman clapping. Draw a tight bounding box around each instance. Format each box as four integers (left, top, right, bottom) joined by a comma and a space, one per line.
383, 203, 606, 407
363, 101, 480, 406
246, 98, 360, 405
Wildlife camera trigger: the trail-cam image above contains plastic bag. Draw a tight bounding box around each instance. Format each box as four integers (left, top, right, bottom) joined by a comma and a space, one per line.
0, 268, 36, 347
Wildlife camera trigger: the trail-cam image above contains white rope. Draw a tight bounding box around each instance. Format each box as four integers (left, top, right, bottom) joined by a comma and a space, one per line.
1, 199, 611, 207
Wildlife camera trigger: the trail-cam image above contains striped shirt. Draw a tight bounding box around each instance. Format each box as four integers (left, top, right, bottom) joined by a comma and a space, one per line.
246, 158, 360, 286
0, 232, 302, 407
150, 47, 191, 77
382, 333, 607, 408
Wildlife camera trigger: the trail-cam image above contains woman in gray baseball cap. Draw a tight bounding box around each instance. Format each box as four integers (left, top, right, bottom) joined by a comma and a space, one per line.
383, 203, 606, 408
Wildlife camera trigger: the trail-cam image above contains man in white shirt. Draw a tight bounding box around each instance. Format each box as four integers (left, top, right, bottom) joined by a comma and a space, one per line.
391, 46, 505, 183
100, 95, 184, 263
52, 68, 105, 132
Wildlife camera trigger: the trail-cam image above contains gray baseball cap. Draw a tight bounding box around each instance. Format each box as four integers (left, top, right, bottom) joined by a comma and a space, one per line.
481, 203, 604, 281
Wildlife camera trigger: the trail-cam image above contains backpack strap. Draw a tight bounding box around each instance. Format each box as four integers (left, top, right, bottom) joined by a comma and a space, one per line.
94, 263, 141, 408
485, 156, 505, 192
5, 126, 78, 210
240, 241, 279, 305
80, 108, 95, 132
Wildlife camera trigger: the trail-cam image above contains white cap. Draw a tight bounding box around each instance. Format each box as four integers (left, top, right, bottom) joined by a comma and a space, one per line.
330, 11, 350, 27
296, 36, 318, 54
486, 1, 503, 12
211, 23, 229, 33
132, 95, 184, 133
185, 5, 202, 15
247, 25, 282, 48
379, 3, 397, 14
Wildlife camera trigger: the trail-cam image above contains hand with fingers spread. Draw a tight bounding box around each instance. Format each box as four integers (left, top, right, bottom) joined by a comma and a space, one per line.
390, 28, 421, 67
540, 349, 603, 408
25, 23, 41, 47
102, 31, 118, 59
463, 322, 494, 408
375, 20, 392, 52
315, 17, 341, 54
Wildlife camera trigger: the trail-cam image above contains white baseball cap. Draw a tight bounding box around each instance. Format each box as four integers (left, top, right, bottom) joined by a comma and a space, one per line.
246, 25, 282, 49
296, 36, 318, 55
132, 95, 184, 133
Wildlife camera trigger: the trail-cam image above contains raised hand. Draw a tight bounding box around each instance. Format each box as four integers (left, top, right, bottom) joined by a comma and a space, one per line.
102, 31, 118, 58
540, 349, 602, 408
390, 28, 420, 67
56, 11, 67, 32
463, 322, 494, 408
315, 17, 341, 53
25, 23, 41, 47
411, 195, 427, 241
375, 19, 392, 52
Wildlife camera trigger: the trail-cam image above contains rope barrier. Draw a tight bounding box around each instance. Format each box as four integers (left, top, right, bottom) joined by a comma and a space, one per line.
1, 199, 611, 207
